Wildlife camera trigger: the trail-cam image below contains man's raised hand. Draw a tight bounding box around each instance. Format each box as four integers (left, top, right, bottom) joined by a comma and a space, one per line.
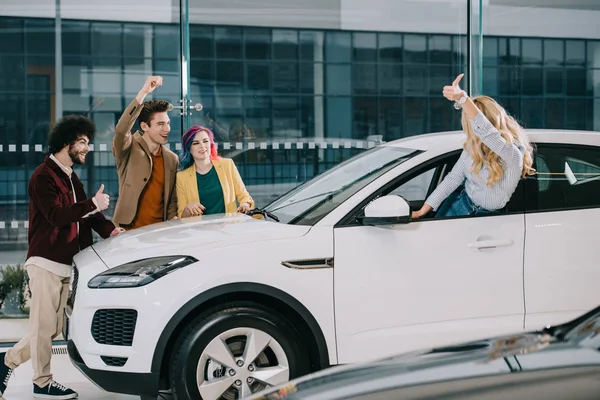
142, 76, 163, 95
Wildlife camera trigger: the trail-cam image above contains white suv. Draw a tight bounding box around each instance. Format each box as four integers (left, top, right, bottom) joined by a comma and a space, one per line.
66, 129, 600, 400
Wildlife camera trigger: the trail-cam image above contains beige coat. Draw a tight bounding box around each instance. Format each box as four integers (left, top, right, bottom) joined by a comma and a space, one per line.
112, 99, 178, 227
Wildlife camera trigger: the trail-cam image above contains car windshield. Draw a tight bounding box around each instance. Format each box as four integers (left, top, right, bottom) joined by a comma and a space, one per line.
265, 146, 419, 225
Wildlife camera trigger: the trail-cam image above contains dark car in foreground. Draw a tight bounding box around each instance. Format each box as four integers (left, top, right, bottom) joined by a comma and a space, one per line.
248, 306, 600, 400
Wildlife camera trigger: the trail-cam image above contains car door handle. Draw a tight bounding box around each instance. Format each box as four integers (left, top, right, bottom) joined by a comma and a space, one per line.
468, 239, 514, 249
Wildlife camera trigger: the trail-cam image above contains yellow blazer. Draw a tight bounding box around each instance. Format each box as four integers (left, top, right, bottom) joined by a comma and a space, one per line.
176, 158, 254, 217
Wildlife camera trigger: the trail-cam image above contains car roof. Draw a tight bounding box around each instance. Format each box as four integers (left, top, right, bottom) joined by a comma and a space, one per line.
383, 129, 600, 152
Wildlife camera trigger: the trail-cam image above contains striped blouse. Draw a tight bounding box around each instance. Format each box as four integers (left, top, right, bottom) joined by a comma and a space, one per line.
426, 112, 526, 211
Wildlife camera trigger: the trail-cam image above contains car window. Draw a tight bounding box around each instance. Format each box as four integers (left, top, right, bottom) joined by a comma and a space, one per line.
267, 146, 420, 225
533, 145, 600, 211
389, 168, 436, 202
338, 152, 460, 226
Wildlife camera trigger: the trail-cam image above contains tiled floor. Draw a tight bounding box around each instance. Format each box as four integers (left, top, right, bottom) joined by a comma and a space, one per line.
0, 346, 143, 400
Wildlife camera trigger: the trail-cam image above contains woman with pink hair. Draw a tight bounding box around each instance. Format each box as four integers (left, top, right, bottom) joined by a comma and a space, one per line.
176, 125, 254, 217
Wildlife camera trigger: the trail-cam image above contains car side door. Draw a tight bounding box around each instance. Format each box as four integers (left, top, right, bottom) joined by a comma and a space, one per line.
524, 144, 600, 329
333, 152, 527, 364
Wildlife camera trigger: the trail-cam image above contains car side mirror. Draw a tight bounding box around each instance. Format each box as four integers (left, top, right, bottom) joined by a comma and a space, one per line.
358, 195, 412, 226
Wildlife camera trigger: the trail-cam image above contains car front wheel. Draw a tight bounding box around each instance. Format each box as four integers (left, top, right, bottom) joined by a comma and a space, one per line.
170, 303, 311, 400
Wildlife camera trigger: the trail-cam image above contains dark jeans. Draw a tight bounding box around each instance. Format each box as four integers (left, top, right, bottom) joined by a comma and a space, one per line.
435, 189, 494, 218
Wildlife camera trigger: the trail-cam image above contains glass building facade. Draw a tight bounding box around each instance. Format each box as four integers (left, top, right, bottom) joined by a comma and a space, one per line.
1, 0, 600, 334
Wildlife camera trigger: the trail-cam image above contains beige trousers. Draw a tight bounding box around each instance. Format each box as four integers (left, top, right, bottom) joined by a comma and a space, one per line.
4, 265, 70, 387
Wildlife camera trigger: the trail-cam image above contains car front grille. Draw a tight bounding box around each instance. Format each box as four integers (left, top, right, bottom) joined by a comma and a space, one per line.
101, 356, 128, 367
91, 309, 138, 346
66, 266, 79, 309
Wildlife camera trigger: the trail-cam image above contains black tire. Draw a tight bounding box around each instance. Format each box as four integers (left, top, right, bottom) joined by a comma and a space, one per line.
170, 302, 311, 400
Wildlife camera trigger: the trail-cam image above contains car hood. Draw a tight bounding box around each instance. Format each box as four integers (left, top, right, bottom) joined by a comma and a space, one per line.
249, 306, 600, 399
92, 213, 311, 269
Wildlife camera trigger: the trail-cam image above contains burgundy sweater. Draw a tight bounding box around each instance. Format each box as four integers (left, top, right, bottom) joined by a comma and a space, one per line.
27, 156, 115, 265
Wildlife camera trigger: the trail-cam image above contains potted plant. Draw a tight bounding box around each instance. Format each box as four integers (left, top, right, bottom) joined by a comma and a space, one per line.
0, 264, 31, 316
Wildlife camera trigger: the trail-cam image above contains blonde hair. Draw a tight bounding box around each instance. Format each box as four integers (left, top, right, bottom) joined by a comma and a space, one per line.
461, 96, 535, 186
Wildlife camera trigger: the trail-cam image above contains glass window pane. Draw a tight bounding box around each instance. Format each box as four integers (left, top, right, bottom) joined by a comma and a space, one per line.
566, 68, 586, 95
379, 33, 402, 63
544, 40, 563, 66
216, 61, 243, 93
273, 30, 298, 60
273, 62, 298, 93
353, 97, 377, 139
535, 146, 600, 210
453, 35, 467, 67
63, 57, 90, 91
429, 97, 454, 133
91, 58, 121, 93
545, 99, 564, 129
429, 35, 452, 64
483, 37, 498, 67
588, 69, 600, 97
191, 25, 214, 59
379, 64, 402, 94
154, 59, 180, 94
300, 62, 323, 95
521, 98, 544, 128
566, 99, 586, 130
498, 67, 520, 96
588, 41, 600, 68
379, 97, 402, 140
190, 60, 215, 96
499, 38, 520, 66
300, 31, 323, 62
273, 96, 299, 133
405, 97, 426, 136
404, 66, 427, 95
483, 67, 498, 96
522, 68, 543, 95
123, 24, 150, 59
326, 97, 351, 138
326, 32, 351, 63
353, 33, 377, 62
215, 27, 242, 59
245, 63, 270, 93
214, 94, 243, 127
300, 95, 318, 138
154, 25, 179, 59
244, 28, 270, 60
25, 19, 55, 55
566, 40, 585, 66
522, 39, 542, 65
0, 19, 24, 53
91, 23, 122, 58
545, 69, 564, 95
244, 95, 271, 137
0, 55, 25, 90
353, 64, 377, 95
404, 35, 426, 64
429, 66, 452, 95
326, 64, 350, 96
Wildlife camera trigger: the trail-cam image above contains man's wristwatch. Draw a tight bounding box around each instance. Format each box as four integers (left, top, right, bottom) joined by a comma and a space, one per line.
453, 93, 468, 110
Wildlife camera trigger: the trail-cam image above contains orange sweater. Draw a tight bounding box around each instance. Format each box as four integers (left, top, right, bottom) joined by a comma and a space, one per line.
130, 148, 165, 229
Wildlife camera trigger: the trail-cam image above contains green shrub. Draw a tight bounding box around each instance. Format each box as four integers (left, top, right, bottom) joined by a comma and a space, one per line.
0, 264, 31, 313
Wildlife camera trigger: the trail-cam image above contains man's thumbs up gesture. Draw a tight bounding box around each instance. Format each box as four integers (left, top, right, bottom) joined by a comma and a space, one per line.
94, 184, 110, 211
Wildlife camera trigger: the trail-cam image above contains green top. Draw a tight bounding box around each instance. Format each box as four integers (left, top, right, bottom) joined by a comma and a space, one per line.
196, 167, 225, 215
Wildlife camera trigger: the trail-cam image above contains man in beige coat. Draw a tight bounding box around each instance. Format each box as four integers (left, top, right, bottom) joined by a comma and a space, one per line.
113, 76, 178, 229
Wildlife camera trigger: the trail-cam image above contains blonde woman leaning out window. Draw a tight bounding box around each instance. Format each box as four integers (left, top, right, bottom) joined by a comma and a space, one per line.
412, 74, 536, 219
176, 126, 254, 218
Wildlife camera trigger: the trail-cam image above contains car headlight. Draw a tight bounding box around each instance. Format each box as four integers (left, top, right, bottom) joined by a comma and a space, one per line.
88, 255, 197, 289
